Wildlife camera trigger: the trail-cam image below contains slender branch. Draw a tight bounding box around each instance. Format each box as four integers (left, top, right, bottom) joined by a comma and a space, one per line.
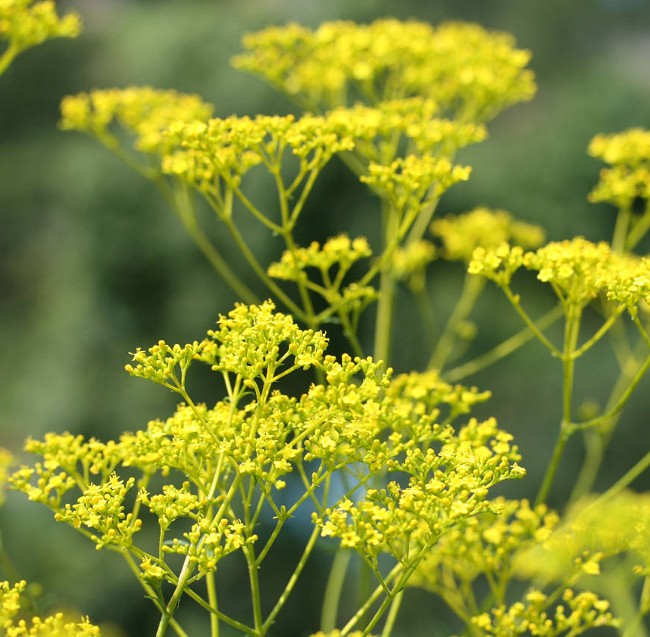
321, 549, 352, 632
262, 525, 321, 632
428, 274, 484, 371
535, 306, 582, 506
501, 286, 562, 357
170, 183, 258, 304
445, 305, 562, 382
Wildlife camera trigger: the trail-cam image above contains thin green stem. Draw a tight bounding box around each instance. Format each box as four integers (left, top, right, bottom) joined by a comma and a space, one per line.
428, 274, 485, 371
340, 564, 403, 636
535, 306, 581, 506
321, 549, 352, 632
262, 525, 321, 632
0, 43, 19, 76
572, 347, 650, 432
379, 590, 403, 637
271, 167, 317, 324
373, 200, 401, 363
502, 286, 562, 357
595, 449, 650, 506
169, 182, 258, 304
612, 204, 632, 253
625, 202, 650, 251
219, 213, 307, 320
445, 305, 562, 382
570, 305, 625, 359
244, 543, 264, 634
373, 271, 396, 364
182, 587, 256, 634
207, 570, 218, 637
122, 552, 189, 637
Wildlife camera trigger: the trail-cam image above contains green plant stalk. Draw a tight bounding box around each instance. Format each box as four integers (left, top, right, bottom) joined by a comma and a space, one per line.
569, 333, 646, 504
0, 43, 19, 76
535, 305, 581, 506
380, 590, 403, 637
262, 525, 322, 632
218, 208, 309, 323
122, 552, 190, 637
340, 564, 403, 636
571, 346, 650, 433
596, 449, 650, 506
625, 201, 650, 251
271, 167, 317, 323
445, 305, 563, 382
428, 273, 485, 371
611, 204, 632, 253
373, 199, 402, 363
321, 549, 352, 632
502, 285, 562, 357
169, 182, 258, 304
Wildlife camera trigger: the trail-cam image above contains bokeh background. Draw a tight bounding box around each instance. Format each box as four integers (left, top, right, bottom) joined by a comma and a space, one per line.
1, 0, 650, 634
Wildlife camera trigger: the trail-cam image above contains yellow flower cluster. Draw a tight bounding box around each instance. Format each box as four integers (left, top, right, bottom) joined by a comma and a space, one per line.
516, 491, 650, 582
471, 588, 619, 636
391, 240, 436, 287
54, 473, 141, 550
589, 128, 650, 209
431, 207, 545, 262
316, 416, 524, 564
268, 235, 377, 311
125, 340, 201, 391
59, 87, 214, 155
0, 0, 80, 73
325, 98, 486, 163
165, 517, 256, 577
0, 580, 100, 636
232, 19, 535, 121
360, 155, 471, 213
162, 113, 354, 195
12, 302, 523, 588
270, 235, 372, 279
469, 237, 649, 311
196, 300, 329, 379
409, 498, 558, 593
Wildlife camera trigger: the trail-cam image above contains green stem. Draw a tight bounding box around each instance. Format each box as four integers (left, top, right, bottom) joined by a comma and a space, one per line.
207, 570, 218, 637
169, 182, 258, 304
0, 43, 19, 76
572, 347, 650, 432
502, 286, 562, 357
321, 549, 352, 632
122, 552, 189, 637
625, 201, 650, 251
445, 305, 562, 382
373, 201, 401, 364
612, 204, 632, 253
373, 271, 396, 364
535, 306, 581, 506
220, 213, 307, 321
182, 586, 255, 634
340, 564, 403, 636
244, 543, 264, 634
597, 449, 650, 505
428, 274, 484, 371
380, 590, 403, 637
262, 525, 321, 632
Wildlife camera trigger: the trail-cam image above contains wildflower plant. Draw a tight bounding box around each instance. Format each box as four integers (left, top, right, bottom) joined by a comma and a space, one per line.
4, 10, 650, 637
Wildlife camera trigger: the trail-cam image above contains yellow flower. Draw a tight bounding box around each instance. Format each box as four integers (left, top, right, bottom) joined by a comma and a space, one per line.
233, 19, 535, 121
0, 0, 80, 74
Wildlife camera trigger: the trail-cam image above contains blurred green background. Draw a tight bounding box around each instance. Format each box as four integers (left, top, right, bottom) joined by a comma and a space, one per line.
1, 0, 650, 634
